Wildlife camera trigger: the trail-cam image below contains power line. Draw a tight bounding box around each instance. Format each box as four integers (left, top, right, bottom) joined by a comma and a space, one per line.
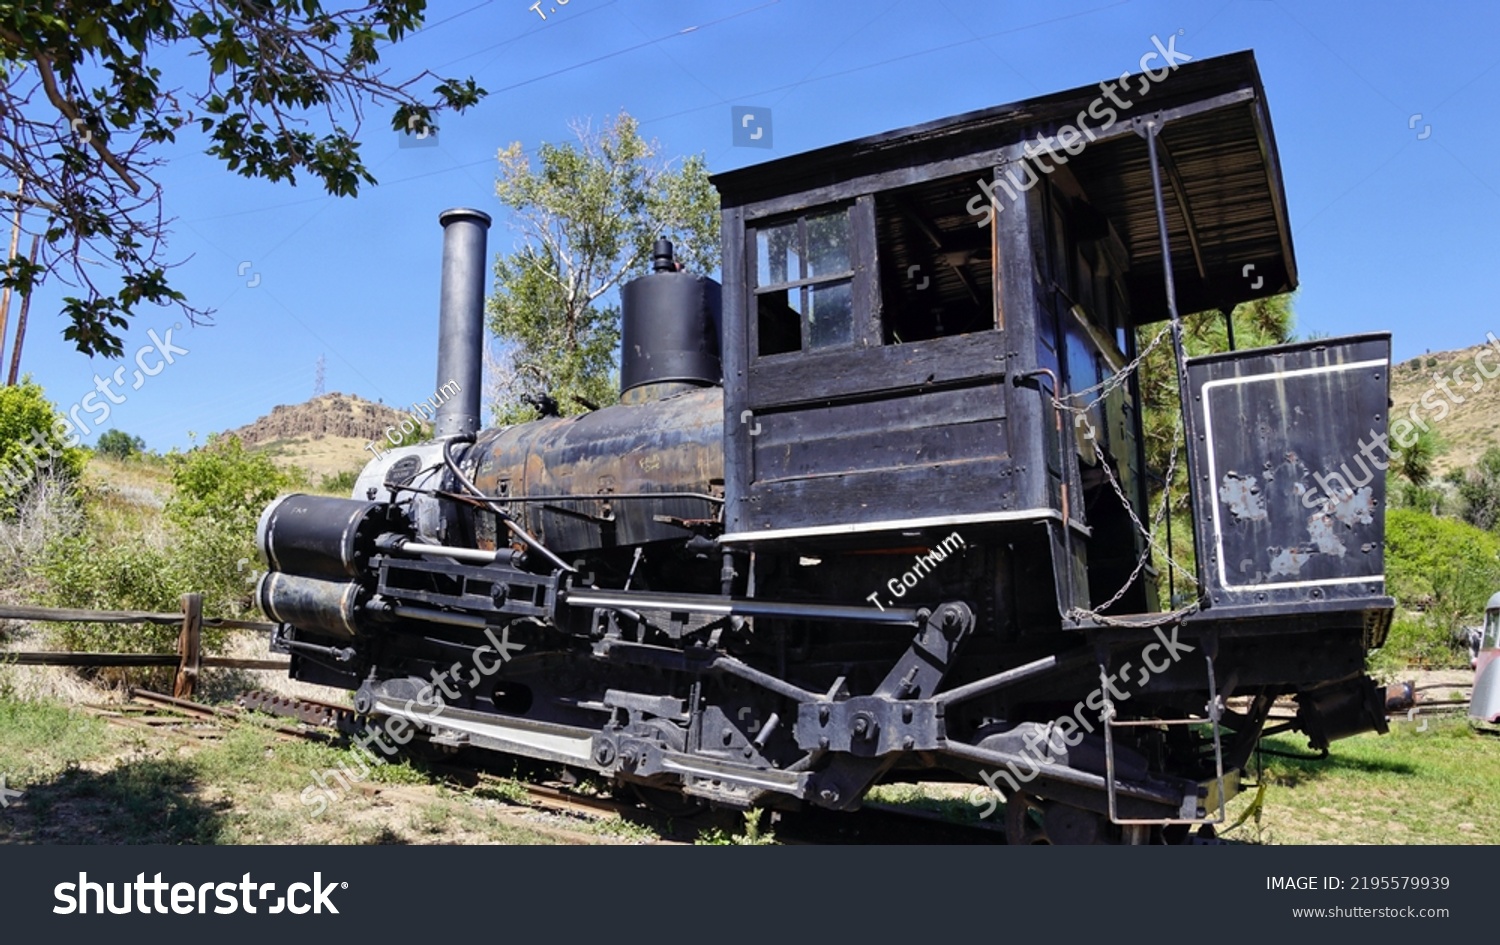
639, 0, 1136, 128
476, 0, 782, 97
414, 0, 497, 36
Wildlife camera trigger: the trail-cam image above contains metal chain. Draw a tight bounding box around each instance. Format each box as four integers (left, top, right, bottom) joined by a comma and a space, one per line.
1057, 400, 1199, 621
1059, 321, 1175, 410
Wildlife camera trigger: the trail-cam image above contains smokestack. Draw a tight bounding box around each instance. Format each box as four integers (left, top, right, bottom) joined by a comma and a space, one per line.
434, 207, 491, 439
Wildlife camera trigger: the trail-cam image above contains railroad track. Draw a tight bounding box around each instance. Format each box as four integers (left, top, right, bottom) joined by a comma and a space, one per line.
82, 683, 1493, 844
72, 687, 1017, 844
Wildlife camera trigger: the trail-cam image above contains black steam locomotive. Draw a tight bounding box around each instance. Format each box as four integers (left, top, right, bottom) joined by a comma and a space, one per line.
257, 51, 1393, 843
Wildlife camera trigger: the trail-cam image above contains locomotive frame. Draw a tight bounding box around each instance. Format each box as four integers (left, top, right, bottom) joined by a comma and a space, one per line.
258, 50, 1394, 844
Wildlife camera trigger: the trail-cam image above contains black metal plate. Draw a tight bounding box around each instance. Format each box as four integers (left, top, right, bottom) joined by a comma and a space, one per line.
1186, 333, 1391, 612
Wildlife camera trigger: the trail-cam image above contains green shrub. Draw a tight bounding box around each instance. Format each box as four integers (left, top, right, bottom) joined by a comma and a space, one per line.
1368, 618, 1459, 676
1382, 508, 1500, 668
167, 434, 291, 534
35, 435, 300, 662
0, 380, 86, 516
37, 534, 196, 656
318, 468, 361, 495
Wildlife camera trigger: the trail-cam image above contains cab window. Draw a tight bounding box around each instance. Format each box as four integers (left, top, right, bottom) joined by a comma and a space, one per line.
752, 207, 855, 356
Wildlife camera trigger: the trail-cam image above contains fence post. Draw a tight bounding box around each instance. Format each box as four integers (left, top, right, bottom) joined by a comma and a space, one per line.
174, 592, 203, 699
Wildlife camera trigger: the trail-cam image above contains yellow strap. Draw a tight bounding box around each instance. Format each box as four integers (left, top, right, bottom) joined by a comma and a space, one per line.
1221, 782, 1267, 834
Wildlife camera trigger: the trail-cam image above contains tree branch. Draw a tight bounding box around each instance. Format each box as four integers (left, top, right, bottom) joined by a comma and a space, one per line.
31, 50, 141, 195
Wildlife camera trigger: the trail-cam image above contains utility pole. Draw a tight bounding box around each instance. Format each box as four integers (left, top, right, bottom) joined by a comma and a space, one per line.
6, 234, 41, 386
0, 180, 23, 383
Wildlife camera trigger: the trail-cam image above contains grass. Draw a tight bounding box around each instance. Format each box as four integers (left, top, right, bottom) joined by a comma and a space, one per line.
856, 720, 1500, 845
1220, 718, 1500, 845
865, 782, 989, 824
0, 695, 608, 844
6, 688, 1491, 845
0, 696, 112, 793
694, 809, 778, 845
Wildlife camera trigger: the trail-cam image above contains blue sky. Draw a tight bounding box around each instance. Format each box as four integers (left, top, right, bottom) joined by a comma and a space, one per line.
10, 0, 1499, 452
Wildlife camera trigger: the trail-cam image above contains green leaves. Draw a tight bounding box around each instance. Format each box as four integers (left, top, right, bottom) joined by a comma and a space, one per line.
1455, 447, 1500, 532
2, 0, 488, 357
0, 380, 86, 516
95, 428, 145, 459
166, 434, 293, 534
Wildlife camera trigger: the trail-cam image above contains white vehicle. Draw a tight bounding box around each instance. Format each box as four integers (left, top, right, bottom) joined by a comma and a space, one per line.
1470, 592, 1500, 724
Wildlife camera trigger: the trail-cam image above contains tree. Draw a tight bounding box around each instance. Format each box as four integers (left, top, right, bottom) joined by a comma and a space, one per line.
1395, 426, 1437, 490
95, 428, 145, 459
1394, 427, 1446, 514
0, 1, 485, 357
487, 112, 719, 423
1456, 447, 1500, 532
1136, 296, 1296, 602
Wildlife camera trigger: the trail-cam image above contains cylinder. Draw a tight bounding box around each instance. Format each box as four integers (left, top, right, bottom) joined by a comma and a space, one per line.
619, 239, 722, 398
257, 572, 367, 639
257, 493, 391, 580
435, 207, 491, 439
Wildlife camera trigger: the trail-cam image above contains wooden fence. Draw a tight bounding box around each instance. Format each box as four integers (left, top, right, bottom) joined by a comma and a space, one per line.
0, 593, 287, 698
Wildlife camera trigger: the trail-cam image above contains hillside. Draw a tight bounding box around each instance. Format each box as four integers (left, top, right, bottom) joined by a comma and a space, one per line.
223, 392, 412, 478
1388, 339, 1500, 475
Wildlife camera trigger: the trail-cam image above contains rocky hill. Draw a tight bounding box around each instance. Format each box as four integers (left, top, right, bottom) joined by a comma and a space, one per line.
1389, 338, 1500, 475
223, 392, 413, 478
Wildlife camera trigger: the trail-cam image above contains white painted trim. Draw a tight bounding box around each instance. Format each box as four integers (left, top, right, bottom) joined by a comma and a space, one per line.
1200, 358, 1386, 593
721, 508, 1061, 543
1218, 575, 1385, 594
371, 695, 595, 763
568, 592, 735, 615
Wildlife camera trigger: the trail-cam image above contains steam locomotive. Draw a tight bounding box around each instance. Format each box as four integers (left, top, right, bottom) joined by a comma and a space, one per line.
256, 51, 1393, 843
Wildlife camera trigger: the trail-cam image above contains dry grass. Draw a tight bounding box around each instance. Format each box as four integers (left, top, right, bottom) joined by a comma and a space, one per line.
253, 434, 370, 480
1390, 341, 1500, 475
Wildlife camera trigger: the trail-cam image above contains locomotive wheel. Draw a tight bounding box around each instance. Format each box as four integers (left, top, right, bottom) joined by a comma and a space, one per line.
1005, 793, 1121, 845
1004, 793, 1051, 845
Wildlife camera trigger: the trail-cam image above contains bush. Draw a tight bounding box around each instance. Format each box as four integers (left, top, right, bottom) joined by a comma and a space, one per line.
1369, 618, 1464, 676
164, 435, 299, 621
0, 380, 86, 516
167, 434, 290, 532
35, 435, 299, 663
1382, 508, 1500, 667
38, 533, 191, 653
1455, 447, 1500, 532
318, 468, 361, 496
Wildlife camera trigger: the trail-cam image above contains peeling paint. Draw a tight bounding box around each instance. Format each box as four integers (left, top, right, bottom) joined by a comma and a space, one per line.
1219, 471, 1268, 522
1306, 512, 1346, 557
1268, 547, 1310, 576
1329, 486, 1375, 527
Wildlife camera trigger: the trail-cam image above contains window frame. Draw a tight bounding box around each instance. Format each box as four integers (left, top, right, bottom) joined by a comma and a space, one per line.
747, 202, 863, 359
